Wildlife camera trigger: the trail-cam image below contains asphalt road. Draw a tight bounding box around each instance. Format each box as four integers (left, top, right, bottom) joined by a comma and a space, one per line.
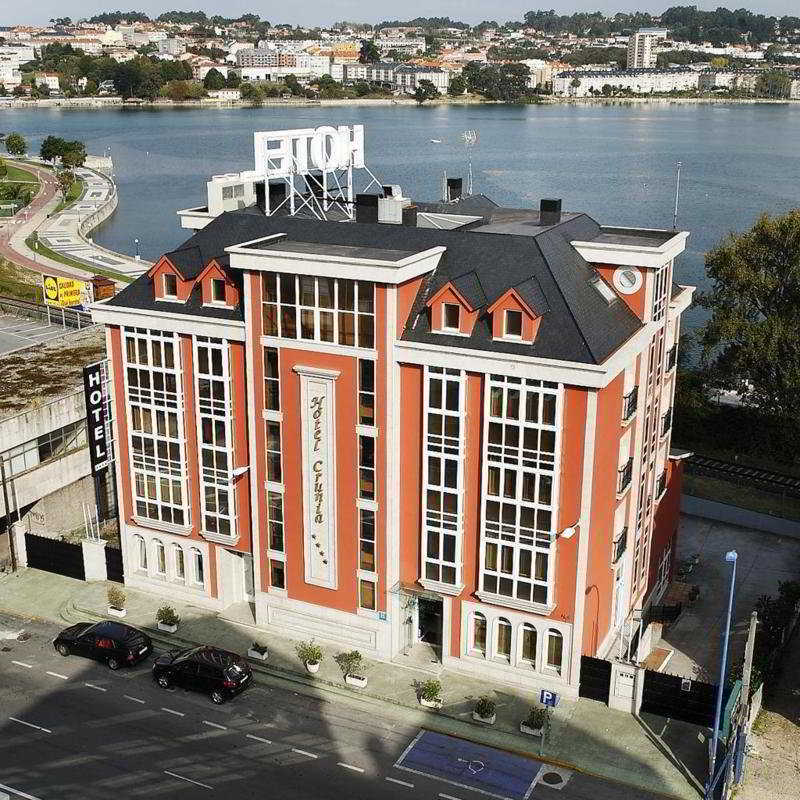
0, 612, 660, 800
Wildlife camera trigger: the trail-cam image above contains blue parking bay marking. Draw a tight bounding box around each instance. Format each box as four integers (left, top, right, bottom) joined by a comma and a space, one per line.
395, 730, 544, 800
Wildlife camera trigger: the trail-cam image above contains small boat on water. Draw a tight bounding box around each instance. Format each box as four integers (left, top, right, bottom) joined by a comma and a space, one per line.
430, 139, 442, 143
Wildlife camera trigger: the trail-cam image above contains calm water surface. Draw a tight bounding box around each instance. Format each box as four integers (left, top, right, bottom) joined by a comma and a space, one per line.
3, 103, 799, 332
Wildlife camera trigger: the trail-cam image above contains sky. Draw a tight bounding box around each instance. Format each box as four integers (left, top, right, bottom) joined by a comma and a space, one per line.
5, 1, 799, 28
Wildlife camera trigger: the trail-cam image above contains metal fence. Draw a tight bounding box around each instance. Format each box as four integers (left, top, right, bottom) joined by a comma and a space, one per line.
0, 295, 94, 330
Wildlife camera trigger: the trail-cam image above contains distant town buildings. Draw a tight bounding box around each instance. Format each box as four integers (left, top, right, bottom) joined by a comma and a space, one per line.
626, 29, 667, 70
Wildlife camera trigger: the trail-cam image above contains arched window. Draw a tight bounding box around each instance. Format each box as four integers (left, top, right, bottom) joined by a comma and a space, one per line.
471, 612, 486, 656
547, 629, 563, 673
154, 539, 166, 575
190, 548, 204, 587
521, 623, 537, 666
496, 617, 512, 660
134, 535, 147, 571
173, 545, 185, 581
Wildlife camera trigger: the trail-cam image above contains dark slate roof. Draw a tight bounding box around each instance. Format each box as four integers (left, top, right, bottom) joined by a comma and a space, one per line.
107, 204, 644, 364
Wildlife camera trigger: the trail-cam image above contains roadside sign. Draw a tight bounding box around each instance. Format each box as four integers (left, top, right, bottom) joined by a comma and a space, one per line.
42, 274, 94, 308
540, 689, 559, 707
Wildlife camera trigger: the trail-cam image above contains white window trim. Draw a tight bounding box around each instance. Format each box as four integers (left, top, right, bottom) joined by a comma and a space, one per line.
208, 278, 227, 306
441, 302, 462, 333
502, 309, 524, 341
162, 273, 179, 299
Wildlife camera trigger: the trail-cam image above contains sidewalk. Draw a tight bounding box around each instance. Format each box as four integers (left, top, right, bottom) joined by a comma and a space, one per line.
2, 159, 148, 285
0, 568, 706, 799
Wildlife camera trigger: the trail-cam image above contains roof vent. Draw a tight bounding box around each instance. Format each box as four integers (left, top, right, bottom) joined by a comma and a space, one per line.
540, 198, 562, 225
355, 193, 379, 224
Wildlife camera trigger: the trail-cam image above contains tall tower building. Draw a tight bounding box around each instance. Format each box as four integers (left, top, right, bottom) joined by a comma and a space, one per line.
627, 29, 667, 70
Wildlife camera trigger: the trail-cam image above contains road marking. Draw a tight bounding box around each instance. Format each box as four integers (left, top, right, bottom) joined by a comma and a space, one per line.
0, 781, 44, 800
124, 695, 145, 704
9, 717, 52, 734
161, 707, 185, 717
385, 777, 414, 788
45, 671, 68, 680
439, 794, 463, 800
246, 733, 272, 744
291, 748, 318, 758
85, 683, 107, 692
11, 660, 32, 668
203, 720, 227, 730
338, 763, 365, 773
163, 771, 212, 790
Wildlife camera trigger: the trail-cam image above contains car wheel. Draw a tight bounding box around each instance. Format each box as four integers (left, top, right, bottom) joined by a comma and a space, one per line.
107, 657, 120, 670
56, 643, 70, 657
210, 690, 225, 705
157, 674, 171, 689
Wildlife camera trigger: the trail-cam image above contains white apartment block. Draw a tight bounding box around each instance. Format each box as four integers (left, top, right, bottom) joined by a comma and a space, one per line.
626, 29, 667, 70
554, 68, 699, 97
377, 37, 426, 54
0, 63, 22, 90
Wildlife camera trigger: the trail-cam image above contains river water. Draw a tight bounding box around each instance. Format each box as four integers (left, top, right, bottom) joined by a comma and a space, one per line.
3, 102, 800, 332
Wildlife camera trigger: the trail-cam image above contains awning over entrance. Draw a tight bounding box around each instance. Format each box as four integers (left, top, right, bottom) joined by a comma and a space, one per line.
389, 580, 442, 602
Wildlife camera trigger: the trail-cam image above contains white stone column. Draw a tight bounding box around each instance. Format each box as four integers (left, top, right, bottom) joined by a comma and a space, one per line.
11, 522, 27, 569
82, 538, 108, 581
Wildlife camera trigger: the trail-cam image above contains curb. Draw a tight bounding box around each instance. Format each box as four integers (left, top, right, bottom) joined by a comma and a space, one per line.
61, 596, 691, 800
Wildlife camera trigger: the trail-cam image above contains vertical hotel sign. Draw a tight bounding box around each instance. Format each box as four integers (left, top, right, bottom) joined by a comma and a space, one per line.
294, 365, 340, 589
83, 361, 110, 473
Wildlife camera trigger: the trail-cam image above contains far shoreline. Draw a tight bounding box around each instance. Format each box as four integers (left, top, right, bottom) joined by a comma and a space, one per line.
0, 95, 796, 112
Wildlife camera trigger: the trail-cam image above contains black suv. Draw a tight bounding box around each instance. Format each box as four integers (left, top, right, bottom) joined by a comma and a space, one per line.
53, 621, 153, 670
152, 645, 252, 704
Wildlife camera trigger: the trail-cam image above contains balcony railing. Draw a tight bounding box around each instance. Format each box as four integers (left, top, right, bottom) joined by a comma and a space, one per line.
612, 527, 628, 564
666, 345, 677, 372
656, 470, 668, 498
618, 457, 634, 494
622, 387, 638, 422
661, 408, 672, 436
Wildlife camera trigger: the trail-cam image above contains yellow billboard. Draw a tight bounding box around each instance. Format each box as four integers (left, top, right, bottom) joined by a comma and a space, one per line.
42, 275, 94, 308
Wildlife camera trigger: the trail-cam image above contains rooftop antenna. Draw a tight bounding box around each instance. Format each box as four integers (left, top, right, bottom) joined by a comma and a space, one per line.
461, 130, 478, 195
442, 169, 448, 202
672, 160, 682, 230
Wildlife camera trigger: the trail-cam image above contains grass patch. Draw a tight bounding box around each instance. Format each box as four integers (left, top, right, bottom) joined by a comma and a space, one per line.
53, 177, 86, 214
683, 471, 800, 521
4, 163, 40, 185
24, 233, 132, 283
0, 257, 43, 302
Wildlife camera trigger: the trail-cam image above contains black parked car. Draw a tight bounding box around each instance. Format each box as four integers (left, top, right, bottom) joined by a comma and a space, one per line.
53, 621, 153, 670
152, 645, 252, 704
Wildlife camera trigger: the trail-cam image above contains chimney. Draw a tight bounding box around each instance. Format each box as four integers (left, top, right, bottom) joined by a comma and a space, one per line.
540, 198, 562, 225
401, 204, 418, 227
355, 193, 379, 223
447, 177, 463, 201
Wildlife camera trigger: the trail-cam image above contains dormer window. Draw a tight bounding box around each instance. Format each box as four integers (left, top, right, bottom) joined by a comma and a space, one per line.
443, 303, 460, 332
163, 273, 177, 298
504, 309, 522, 338
211, 278, 226, 304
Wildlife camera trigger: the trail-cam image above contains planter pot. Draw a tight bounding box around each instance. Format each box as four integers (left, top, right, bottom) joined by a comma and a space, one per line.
420, 697, 442, 710
472, 711, 496, 725
305, 661, 320, 674
345, 674, 368, 688
107, 606, 127, 618
157, 621, 178, 633
519, 722, 544, 737
248, 648, 269, 661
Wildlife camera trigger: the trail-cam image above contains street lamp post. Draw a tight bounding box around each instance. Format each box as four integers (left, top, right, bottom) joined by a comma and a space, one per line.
134, 237, 140, 261
706, 549, 738, 798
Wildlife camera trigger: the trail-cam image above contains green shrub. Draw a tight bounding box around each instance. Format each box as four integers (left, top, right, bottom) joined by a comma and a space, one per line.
295, 639, 323, 665
334, 650, 364, 678
524, 706, 548, 729
156, 605, 180, 626
420, 678, 442, 702
107, 585, 126, 610
474, 695, 496, 718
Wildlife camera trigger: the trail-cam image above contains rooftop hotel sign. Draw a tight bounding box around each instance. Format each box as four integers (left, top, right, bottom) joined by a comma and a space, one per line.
294, 365, 340, 590
253, 125, 365, 179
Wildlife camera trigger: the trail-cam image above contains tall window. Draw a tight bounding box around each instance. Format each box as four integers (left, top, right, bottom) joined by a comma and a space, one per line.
266, 421, 282, 483
262, 273, 374, 348
472, 612, 487, 655
547, 629, 563, 673
211, 278, 226, 303
173, 545, 185, 580
496, 618, 512, 660
263, 347, 280, 411
521, 624, 537, 665
358, 359, 375, 425
358, 435, 375, 500
423, 367, 463, 587
126, 328, 188, 527
195, 337, 234, 538
480, 376, 559, 607
154, 540, 166, 575
443, 303, 460, 331
504, 309, 522, 337
359, 578, 376, 611
359, 508, 376, 572
163, 273, 177, 298
267, 491, 284, 552
135, 535, 147, 571
190, 548, 204, 586
651, 263, 670, 322
270, 559, 286, 589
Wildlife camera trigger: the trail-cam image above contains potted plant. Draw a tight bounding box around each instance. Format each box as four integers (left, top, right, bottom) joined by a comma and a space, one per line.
295, 639, 323, 674
156, 605, 180, 633
248, 641, 269, 661
107, 586, 127, 618
419, 678, 442, 709
520, 705, 549, 736
472, 695, 497, 725
334, 650, 368, 688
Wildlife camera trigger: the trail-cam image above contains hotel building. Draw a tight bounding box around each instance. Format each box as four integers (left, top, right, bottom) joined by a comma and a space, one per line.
92, 126, 693, 697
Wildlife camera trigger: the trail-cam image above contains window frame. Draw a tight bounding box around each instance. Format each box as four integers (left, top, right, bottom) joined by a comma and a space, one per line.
163, 273, 178, 299
442, 302, 461, 332
210, 277, 226, 304
504, 309, 523, 339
